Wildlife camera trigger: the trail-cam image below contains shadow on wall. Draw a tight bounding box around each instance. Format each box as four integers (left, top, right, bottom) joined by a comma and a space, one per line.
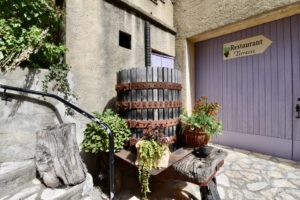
103, 97, 117, 113
5, 69, 42, 118
1, 91, 64, 124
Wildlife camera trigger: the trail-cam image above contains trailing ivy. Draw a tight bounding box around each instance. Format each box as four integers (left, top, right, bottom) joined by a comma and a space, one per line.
137, 127, 171, 200
81, 109, 131, 153
138, 139, 164, 200
0, 0, 75, 105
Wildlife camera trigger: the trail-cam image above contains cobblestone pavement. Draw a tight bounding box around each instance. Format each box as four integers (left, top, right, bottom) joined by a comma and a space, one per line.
114, 144, 300, 200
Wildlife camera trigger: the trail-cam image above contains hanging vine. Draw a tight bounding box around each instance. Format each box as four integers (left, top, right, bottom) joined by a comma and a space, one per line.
0, 0, 75, 106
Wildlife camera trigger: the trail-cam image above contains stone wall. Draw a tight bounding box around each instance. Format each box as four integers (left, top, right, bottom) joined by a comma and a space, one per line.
0, 0, 175, 156
0, 69, 69, 162
66, 0, 175, 115
174, 0, 300, 112
128, 0, 174, 27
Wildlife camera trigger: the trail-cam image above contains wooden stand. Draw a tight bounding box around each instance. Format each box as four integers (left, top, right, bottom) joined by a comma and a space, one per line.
115, 146, 227, 199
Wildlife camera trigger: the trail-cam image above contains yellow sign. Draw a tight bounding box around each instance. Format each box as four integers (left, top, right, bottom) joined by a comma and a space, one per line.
223, 35, 272, 60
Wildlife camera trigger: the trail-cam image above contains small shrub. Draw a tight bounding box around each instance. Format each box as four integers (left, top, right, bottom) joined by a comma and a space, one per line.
81, 109, 131, 153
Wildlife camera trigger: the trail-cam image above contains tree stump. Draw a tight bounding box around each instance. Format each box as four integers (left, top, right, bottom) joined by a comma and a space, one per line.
35, 123, 87, 188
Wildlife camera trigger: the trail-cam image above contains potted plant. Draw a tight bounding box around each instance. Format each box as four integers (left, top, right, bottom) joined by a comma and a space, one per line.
81, 109, 131, 153
180, 96, 222, 149
135, 126, 172, 200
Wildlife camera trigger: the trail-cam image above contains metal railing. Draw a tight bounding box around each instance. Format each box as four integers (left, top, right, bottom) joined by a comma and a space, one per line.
0, 84, 115, 199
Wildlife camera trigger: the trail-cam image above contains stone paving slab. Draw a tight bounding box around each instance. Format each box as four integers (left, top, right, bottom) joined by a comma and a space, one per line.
114, 144, 300, 200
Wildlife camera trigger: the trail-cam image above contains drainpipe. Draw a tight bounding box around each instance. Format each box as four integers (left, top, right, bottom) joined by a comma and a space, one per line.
145, 21, 151, 67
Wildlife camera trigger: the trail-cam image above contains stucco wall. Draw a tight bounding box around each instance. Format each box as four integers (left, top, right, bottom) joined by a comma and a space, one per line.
66, 0, 175, 116
174, 0, 300, 112
0, 0, 175, 158
129, 0, 174, 27
0, 69, 81, 162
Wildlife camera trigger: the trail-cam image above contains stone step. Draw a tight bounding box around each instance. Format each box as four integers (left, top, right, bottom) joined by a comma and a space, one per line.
0, 173, 99, 200
0, 132, 36, 163
0, 159, 36, 196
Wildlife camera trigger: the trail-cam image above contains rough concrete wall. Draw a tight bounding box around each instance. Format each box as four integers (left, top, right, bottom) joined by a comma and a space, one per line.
0, 69, 66, 162
129, 0, 174, 27
175, 0, 300, 39
151, 25, 175, 56
0, 0, 175, 161
174, 0, 300, 111
66, 0, 175, 115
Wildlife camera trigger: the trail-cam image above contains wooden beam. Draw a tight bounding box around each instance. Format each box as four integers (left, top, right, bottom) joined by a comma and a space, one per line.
189, 3, 300, 43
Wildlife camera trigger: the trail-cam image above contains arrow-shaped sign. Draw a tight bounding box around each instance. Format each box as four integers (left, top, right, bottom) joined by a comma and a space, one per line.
223, 35, 272, 60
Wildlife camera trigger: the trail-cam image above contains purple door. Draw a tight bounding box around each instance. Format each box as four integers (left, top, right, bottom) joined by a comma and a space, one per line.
151, 53, 174, 68
291, 15, 300, 161
195, 15, 300, 160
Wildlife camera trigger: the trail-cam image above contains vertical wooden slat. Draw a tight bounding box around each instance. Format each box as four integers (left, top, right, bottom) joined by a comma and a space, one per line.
258, 24, 266, 136
270, 20, 279, 138
283, 17, 293, 140
163, 67, 169, 136
147, 67, 154, 120
168, 68, 173, 136
153, 67, 159, 121
136, 68, 143, 137
264, 22, 272, 137
130, 68, 137, 138
222, 36, 228, 131
236, 31, 243, 133
277, 19, 286, 138
158, 67, 164, 122
172, 69, 176, 136
241, 30, 248, 133
141, 69, 147, 122
292, 16, 300, 142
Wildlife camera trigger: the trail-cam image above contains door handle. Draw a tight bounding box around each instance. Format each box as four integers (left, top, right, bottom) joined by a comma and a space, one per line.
296, 104, 300, 119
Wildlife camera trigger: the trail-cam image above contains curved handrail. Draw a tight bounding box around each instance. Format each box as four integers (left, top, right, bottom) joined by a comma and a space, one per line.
0, 84, 115, 199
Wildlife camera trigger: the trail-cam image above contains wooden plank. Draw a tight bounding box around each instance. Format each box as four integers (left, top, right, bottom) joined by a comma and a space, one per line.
270, 20, 279, 138
120, 70, 129, 119
115, 148, 194, 176
277, 19, 286, 139
284, 17, 293, 140
291, 14, 300, 159
147, 67, 154, 120
131, 68, 137, 138
258, 24, 266, 136
252, 26, 260, 135
168, 68, 173, 136
172, 69, 176, 136
136, 68, 143, 137
236, 31, 243, 133
241, 30, 248, 133
153, 67, 159, 121
246, 28, 254, 134
141, 68, 147, 122
163, 67, 169, 136
158, 67, 164, 121
175, 70, 179, 119
264, 22, 272, 137
208, 181, 221, 200
221, 36, 228, 131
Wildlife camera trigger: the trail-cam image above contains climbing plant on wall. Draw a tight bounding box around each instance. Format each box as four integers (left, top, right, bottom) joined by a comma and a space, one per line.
0, 0, 75, 103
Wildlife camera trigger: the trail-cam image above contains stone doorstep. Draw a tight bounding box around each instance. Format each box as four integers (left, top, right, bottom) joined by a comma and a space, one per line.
0, 159, 36, 195
0, 173, 96, 200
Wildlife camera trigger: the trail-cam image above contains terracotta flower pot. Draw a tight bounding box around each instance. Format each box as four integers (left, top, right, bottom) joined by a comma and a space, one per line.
182, 126, 211, 147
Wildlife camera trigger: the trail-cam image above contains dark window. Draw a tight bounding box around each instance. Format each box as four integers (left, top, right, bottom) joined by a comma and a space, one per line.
119, 31, 131, 49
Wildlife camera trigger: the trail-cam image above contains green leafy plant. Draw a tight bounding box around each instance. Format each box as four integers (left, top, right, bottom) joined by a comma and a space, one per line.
180, 96, 222, 136
137, 127, 170, 200
81, 109, 131, 153
0, 0, 75, 105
